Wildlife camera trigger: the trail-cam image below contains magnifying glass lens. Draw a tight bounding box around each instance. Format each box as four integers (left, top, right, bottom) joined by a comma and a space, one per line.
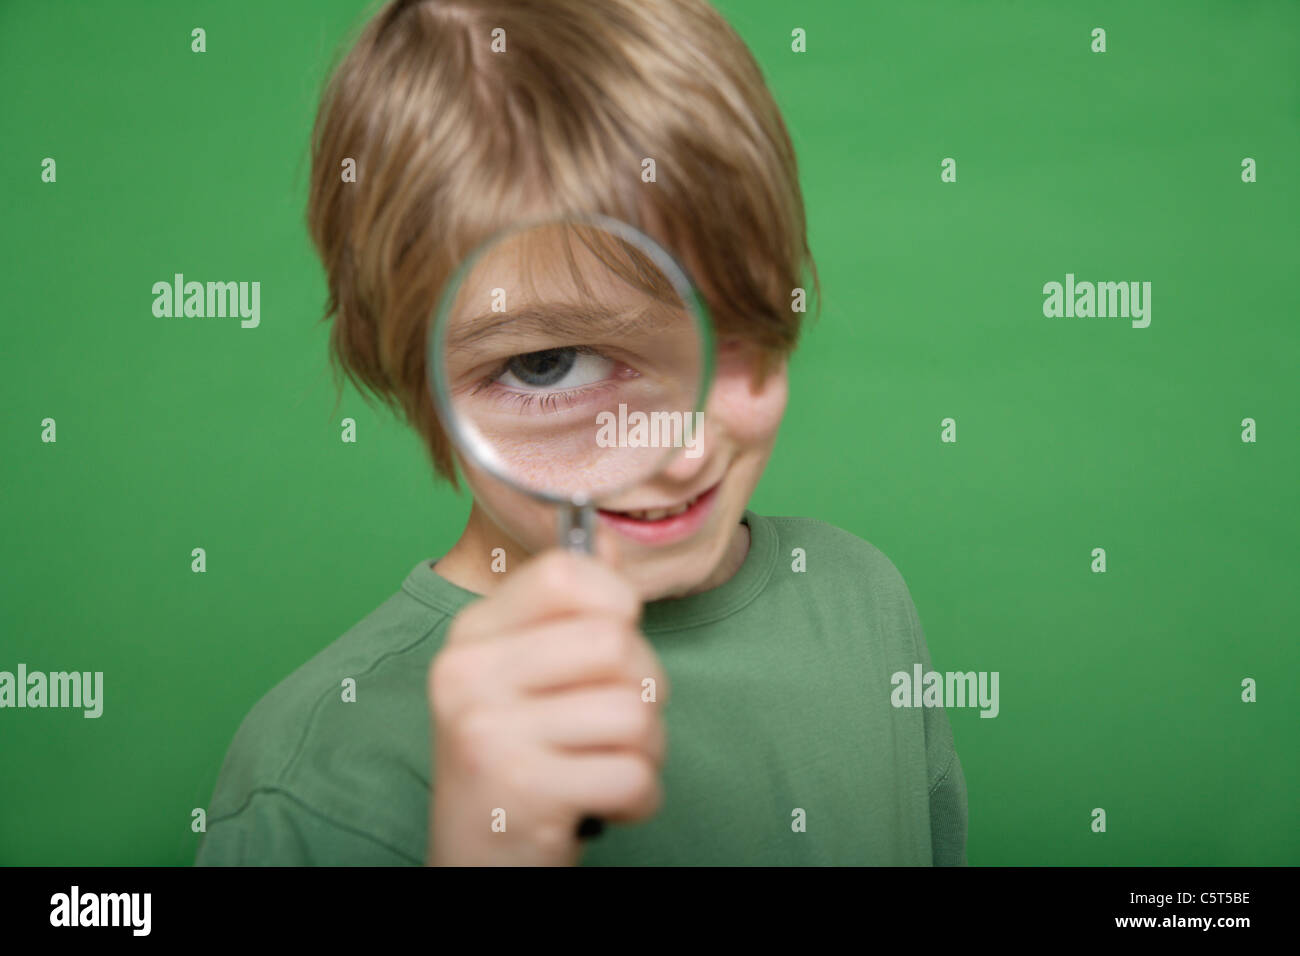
433, 217, 709, 504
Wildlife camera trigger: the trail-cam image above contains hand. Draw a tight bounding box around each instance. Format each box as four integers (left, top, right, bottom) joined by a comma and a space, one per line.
426, 548, 669, 865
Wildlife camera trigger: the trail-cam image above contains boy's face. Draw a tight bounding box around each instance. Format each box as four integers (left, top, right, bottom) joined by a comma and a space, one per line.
457, 337, 788, 602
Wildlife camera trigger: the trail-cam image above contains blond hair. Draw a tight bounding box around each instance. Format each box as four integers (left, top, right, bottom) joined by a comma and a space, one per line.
307, 0, 820, 484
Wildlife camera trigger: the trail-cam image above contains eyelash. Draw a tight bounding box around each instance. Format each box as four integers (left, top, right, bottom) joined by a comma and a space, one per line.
468, 345, 626, 414
472, 378, 621, 414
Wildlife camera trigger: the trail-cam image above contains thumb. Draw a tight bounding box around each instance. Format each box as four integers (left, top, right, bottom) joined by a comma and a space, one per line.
591, 517, 623, 573
590, 527, 648, 615
588, 521, 653, 613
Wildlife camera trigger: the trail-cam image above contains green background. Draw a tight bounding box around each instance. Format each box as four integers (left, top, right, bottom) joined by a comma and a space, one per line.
1, 0, 1295, 866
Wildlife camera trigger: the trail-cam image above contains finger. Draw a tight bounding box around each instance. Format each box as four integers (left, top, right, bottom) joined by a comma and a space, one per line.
532, 751, 662, 824
514, 686, 666, 766
496, 617, 669, 699
448, 549, 640, 645
591, 520, 622, 572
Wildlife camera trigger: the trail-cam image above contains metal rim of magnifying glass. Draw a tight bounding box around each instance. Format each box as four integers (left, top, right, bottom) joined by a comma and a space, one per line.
426, 211, 716, 508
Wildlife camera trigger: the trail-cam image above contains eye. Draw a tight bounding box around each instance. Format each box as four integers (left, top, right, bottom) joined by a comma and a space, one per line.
496, 347, 614, 390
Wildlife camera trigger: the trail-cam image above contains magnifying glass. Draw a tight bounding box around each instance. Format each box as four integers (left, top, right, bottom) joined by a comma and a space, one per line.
426, 211, 713, 839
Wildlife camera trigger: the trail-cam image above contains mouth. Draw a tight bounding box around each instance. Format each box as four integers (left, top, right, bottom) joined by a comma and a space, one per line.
596, 480, 721, 545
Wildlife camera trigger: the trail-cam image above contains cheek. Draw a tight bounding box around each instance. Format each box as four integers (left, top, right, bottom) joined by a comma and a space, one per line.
460, 458, 556, 550
709, 351, 788, 449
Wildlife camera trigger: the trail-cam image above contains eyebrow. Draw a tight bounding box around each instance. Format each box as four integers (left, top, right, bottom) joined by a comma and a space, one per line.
444, 301, 680, 353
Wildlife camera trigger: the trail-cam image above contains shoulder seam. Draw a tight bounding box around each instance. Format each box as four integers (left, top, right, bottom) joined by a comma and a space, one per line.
272, 615, 449, 787
206, 785, 423, 865
928, 748, 957, 795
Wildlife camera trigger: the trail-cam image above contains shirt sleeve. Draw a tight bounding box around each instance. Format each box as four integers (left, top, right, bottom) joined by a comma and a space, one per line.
194, 788, 422, 866
901, 582, 971, 866
927, 749, 969, 866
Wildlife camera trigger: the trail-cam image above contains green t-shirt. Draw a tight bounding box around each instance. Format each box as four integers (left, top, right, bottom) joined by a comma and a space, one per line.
195, 510, 968, 866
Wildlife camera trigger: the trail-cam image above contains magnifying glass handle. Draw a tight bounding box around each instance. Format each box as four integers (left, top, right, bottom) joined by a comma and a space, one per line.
556, 502, 606, 840
557, 500, 596, 554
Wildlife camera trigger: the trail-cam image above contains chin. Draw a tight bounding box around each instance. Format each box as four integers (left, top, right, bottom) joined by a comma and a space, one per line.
622, 515, 738, 602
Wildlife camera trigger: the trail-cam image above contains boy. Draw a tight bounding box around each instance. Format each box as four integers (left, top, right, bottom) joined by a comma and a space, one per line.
196, 0, 967, 866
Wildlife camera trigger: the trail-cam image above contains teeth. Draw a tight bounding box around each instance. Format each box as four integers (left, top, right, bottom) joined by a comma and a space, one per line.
622, 494, 699, 521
